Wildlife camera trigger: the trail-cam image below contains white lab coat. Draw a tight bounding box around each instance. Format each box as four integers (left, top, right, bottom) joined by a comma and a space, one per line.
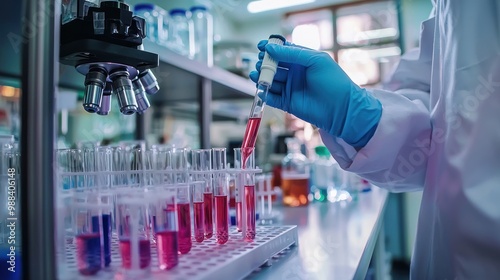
320, 0, 500, 278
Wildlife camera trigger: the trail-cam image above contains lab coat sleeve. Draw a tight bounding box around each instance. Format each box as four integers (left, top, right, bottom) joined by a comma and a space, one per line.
320, 89, 431, 192
320, 17, 435, 192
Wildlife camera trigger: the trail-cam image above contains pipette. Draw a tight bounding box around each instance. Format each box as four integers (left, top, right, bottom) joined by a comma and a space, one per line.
241, 34, 286, 166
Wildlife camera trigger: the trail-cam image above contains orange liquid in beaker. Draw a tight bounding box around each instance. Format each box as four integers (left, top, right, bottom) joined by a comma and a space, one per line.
281, 175, 309, 207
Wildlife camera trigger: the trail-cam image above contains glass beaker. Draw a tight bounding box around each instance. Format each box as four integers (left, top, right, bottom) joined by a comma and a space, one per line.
281, 138, 310, 207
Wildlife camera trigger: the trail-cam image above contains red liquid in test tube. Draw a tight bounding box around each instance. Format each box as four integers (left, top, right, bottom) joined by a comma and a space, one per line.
177, 203, 192, 254
204, 192, 213, 239
244, 185, 256, 241
193, 202, 205, 242
215, 195, 229, 244
241, 117, 261, 167
119, 239, 151, 269
156, 230, 179, 270
75, 233, 102, 275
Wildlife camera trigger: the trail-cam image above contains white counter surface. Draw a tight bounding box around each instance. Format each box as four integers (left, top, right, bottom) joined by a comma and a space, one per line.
247, 187, 389, 280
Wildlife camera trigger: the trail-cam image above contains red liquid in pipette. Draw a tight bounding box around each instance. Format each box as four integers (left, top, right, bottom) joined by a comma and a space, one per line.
156, 230, 179, 270
204, 193, 214, 239
119, 239, 151, 269
215, 195, 229, 244
244, 185, 256, 241
241, 117, 261, 167
177, 203, 192, 254
193, 202, 205, 242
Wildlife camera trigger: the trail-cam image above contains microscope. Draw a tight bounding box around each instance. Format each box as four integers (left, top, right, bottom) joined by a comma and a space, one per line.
59, 0, 160, 115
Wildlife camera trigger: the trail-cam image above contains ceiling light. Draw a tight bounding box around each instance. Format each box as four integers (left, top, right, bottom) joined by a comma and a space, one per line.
247, 0, 316, 14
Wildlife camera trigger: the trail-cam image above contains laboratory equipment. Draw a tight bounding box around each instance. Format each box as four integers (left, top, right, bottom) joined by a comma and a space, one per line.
167, 9, 194, 58
190, 6, 213, 66
281, 138, 310, 207
212, 148, 228, 244
116, 191, 151, 272
191, 181, 205, 243
191, 149, 213, 239
73, 192, 103, 275
133, 4, 160, 43
241, 35, 285, 165
233, 148, 257, 241
256, 174, 277, 224
312, 146, 334, 202
170, 148, 191, 254
60, 0, 160, 115
150, 187, 178, 270
243, 149, 256, 241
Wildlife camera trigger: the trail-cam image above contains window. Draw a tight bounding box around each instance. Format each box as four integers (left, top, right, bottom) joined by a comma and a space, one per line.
285, 0, 402, 86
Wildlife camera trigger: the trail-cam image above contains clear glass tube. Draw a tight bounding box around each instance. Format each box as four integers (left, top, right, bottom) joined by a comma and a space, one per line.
73, 192, 103, 276
176, 184, 191, 254
233, 148, 243, 232
149, 187, 178, 270
190, 149, 213, 239
242, 148, 256, 241
212, 148, 228, 244
116, 191, 151, 272
191, 181, 205, 243
95, 147, 113, 267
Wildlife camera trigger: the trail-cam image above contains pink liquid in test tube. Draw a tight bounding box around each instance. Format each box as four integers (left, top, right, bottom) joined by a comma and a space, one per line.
156, 230, 179, 270
215, 195, 229, 244
193, 202, 205, 242
236, 201, 242, 232
177, 203, 192, 254
119, 239, 151, 269
204, 193, 214, 239
244, 185, 256, 241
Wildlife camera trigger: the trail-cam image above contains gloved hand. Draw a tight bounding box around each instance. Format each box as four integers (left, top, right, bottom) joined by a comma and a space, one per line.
249, 40, 382, 149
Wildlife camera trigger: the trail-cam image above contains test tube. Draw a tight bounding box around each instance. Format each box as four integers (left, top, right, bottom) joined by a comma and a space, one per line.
73, 193, 103, 275
241, 35, 285, 165
191, 149, 213, 239
233, 148, 243, 232
126, 145, 146, 188
95, 147, 114, 267
171, 148, 192, 254
191, 181, 205, 242
240, 148, 256, 241
83, 147, 113, 268
150, 187, 178, 270
116, 190, 151, 272
213, 148, 229, 244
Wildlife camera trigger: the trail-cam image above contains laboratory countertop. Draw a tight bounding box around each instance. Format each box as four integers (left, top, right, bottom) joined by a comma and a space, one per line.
248, 187, 389, 280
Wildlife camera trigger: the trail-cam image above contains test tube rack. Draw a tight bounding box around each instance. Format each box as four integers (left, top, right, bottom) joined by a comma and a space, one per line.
59, 225, 298, 280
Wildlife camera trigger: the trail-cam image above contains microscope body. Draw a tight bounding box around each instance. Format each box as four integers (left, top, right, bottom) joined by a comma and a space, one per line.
60, 0, 160, 115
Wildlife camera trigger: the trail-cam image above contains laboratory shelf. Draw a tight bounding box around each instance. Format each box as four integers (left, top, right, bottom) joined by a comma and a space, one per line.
60, 225, 298, 280
143, 41, 256, 103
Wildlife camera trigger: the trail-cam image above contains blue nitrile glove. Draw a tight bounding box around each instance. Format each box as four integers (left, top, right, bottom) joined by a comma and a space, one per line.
249, 40, 382, 149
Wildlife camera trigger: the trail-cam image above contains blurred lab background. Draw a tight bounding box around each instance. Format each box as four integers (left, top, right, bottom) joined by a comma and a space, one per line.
0, 0, 433, 278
